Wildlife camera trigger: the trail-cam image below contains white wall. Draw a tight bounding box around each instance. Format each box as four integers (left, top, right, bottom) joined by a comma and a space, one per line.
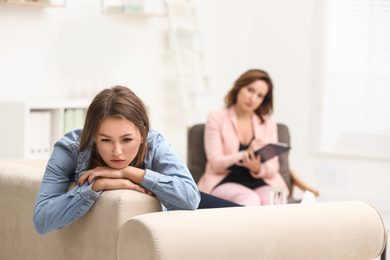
1, 0, 389, 213
199, 0, 390, 213
0, 1, 164, 104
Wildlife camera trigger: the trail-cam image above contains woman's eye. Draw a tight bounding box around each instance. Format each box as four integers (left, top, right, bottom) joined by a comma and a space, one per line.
247, 87, 254, 93
123, 138, 133, 142
101, 139, 110, 142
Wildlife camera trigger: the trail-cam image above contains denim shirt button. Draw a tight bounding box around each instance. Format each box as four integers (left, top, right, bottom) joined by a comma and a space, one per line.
77, 166, 81, 171
90, 196, 96, 200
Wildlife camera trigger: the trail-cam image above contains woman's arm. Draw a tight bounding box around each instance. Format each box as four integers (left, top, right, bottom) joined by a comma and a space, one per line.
78, 166, 152, 195
204, 112, 245, 172
250, 117, 280, 179
140, 130, 200, 211
91, 176, 149, 194
33, 132, 101, 235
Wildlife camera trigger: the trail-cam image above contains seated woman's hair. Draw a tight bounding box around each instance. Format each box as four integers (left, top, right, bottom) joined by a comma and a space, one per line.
224, 69, 274, 123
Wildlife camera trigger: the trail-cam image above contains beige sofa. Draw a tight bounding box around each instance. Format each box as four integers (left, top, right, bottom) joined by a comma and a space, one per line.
0, 160, 387, 260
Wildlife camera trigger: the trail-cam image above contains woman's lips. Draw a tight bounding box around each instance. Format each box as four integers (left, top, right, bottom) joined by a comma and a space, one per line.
111, 159, 125, 163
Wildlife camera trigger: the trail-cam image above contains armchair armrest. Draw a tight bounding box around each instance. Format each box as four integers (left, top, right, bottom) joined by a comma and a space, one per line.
290, 169, 320, 197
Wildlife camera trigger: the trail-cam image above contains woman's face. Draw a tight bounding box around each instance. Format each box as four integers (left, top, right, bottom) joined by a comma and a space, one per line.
236, 79, 269, 114
95, 117, 143, 170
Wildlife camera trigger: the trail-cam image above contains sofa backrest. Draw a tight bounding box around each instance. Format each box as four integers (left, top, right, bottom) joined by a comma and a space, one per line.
0, 160, 162, 260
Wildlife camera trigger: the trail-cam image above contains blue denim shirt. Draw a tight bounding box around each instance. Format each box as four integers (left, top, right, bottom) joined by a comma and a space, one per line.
33, 128, 200, 235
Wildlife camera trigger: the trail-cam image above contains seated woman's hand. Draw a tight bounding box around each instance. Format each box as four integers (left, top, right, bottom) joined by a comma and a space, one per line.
248, 138, 266, 153
236, 150, 261, 177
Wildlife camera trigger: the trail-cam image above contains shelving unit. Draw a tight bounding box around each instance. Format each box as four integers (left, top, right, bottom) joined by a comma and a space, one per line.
0, 0, 66, 7
0, 99, 89, 159
100, 0, 165, 16
162, 0, 210, 124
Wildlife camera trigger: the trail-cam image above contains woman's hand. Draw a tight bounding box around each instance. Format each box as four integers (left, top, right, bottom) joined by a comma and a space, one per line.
78, 166, 124, 186
248, 138, 266, 154
236, 149, 261, 178
78, 166, 153, 195
91, 177, 153, 195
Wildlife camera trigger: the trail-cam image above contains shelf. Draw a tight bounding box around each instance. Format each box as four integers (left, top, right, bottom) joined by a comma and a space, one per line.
163, 0, 211, 120
101, 0, 166, 17
0, 100, 89, 159
26, 99, 90, 109
171, 49, 204, 55
103, 9, 165, 17
1, 0, 66, 7
169, 2, 198, 9
175, 73, 209, 78
172, 26, 200, 33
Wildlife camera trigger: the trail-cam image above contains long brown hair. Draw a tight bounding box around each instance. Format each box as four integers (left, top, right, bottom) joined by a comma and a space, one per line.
224, 69, 274, 123
79, 86, 150, 169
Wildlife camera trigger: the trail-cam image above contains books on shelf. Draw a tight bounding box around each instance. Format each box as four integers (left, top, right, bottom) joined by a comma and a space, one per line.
28, 111, 51, 159
103, 0, 165, 14
27, 108, 86, 159
64, 108, 86, 134
227, 142, 291, 172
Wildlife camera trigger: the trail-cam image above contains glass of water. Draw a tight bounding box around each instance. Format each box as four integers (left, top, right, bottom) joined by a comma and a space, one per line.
269, 187, 287, 205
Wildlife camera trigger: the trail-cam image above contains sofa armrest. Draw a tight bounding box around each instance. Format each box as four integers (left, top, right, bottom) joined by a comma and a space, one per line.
117, 201, 386, 260
0, 161, 162, 260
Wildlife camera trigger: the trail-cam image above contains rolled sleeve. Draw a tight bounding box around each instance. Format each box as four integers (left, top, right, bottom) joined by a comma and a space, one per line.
143, 130, 200, 211
33, 129, 100, 235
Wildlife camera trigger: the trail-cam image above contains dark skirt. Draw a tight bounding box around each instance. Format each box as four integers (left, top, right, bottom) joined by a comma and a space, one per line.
216, 167, 267, 190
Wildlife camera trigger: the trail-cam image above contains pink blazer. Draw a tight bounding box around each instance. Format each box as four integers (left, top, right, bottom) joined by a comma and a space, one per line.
197, 106, 289, 196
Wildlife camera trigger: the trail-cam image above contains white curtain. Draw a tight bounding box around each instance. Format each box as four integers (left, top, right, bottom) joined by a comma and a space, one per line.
311, 0, 390, 158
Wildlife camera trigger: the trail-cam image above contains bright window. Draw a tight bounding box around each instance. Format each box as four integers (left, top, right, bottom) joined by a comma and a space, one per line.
311, 0, 390, 158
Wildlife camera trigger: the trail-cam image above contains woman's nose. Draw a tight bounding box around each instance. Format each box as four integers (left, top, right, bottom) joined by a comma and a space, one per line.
112, 143, 122, 156
250, 94, 257, 102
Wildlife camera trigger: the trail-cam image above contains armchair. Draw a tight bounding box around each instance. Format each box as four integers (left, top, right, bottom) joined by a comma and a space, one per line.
187, 123, 319, 203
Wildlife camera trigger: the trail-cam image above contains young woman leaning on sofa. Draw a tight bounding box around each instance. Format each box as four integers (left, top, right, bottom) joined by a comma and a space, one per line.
33, 86, 201, 235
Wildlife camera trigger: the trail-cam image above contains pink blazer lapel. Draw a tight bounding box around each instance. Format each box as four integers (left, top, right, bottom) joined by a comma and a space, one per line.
223, 106, 240, 153
227, 106, 238, 133
252, 113, 263, 138
228, 105, 264, 140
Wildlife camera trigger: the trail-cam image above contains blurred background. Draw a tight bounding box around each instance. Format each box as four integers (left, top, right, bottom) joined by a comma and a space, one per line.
0, 0, 389, 216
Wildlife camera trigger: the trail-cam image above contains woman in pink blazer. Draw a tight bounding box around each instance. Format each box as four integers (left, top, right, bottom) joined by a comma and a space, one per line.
197, 69, 289, 206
